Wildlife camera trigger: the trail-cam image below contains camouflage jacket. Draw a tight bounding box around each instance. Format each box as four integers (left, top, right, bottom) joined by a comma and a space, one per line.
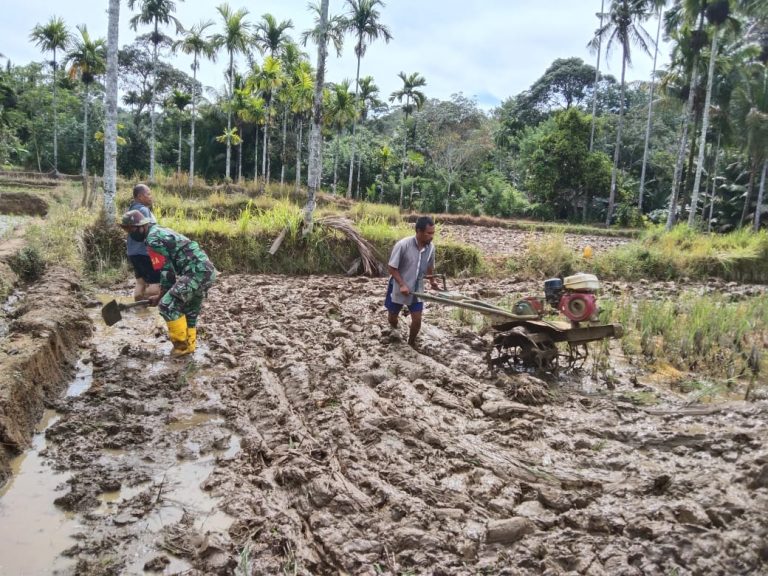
145, 224, 212, 290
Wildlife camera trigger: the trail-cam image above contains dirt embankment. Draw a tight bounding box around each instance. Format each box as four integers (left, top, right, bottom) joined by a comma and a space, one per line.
0, 191, 49, 216
35, 273, 768, 575
0, 268, 90, 485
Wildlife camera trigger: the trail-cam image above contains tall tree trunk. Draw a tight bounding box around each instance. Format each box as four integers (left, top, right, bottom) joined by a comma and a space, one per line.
304, 0, 328, 234
638, 8, 662, 211
295, 119, 303, 192
666, 60, 700, 230
226, 52, 234, 181
589, 0, 605, 152
346, 46, 362, 198
689, 28, 720, 226
356, 152, 362, 198
333, 134, 339, 193
149, 24, 158, 184
189, 56, 198, 188
741, 160, 757, 226
444, 181, 451, 213
102, 0, 119, 224
399, 110, 409, 208
238, 138, 243, 183
755, 159, 767, 231
606, 56, 627, 226
52, 48, 59, 174
280, 109, 288, 186
707, 132, 721, 232
253, 125, 259, 183
262, 104, 269, 189
80, 85, 89, 205
177, 121, 183, 175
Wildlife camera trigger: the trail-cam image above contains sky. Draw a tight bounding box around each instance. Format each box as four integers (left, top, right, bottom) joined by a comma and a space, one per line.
1, 0, 671, 110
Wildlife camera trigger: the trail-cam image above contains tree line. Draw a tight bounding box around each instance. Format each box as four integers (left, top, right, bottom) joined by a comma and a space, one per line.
0, 0, 765, 231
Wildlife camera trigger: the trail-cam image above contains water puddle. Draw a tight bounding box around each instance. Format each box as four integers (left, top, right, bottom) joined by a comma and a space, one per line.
167, 412, 224, 432
0, 410, 80, 575
65, 358, 94, 397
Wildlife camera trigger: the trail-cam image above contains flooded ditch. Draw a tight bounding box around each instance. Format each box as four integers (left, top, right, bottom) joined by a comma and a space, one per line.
0, 269, 766, 575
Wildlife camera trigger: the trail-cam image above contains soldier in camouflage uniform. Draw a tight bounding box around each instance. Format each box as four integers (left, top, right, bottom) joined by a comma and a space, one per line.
120, 210, 217, 357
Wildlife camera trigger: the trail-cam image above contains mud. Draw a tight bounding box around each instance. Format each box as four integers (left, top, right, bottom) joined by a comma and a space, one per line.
0, 269, 763, 575
0, 267, 90, 485
441, 224, 631, 258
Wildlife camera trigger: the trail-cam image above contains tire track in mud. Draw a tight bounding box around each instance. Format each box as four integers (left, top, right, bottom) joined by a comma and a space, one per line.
25, 273, 768, 575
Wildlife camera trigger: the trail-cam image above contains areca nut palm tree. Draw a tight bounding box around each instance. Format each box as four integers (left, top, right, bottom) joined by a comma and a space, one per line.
66, 24, 106, 203
167, 89, 191, 175
174, 19, 217, 187
213, 3, 251, 182
638, 0, 667, 213
128, 0, 184, 184
30, 16, 72, 175
342, 0, 392, 199
354, 75, 383, 196
689, 0, 735, 226
236, 89, 266, 183
665, 0, 708, 230
254, 13, 294, 58
250, 56, 284, 188
390, 71, 426, 208
326, 80, 357, 194
590, 0, 654, 226
290, 62, 315, 191
103, 0, 120, 223
277, 42, 305, 186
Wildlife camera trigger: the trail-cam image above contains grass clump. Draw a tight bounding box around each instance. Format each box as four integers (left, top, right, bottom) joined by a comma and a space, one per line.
9, 246, 46, 281
601, 291, 767, 382
349, 202, 402, 225
592, 225, 768, 282
507, 233, 579, 279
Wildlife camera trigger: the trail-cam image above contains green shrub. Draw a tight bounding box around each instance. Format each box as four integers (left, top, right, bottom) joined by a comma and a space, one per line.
9, 246, 46, 281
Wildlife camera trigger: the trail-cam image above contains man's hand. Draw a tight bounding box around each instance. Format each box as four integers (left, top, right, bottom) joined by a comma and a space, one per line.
147, 293, 162, 307
399, 283, 410, 297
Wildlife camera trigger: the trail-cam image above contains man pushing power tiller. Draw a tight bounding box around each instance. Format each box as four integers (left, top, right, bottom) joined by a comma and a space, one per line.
385, 215, 440, 346
120, 210, 217, 357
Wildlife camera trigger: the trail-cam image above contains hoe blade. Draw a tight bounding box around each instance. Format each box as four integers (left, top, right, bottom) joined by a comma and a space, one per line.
101, 299, 122, 326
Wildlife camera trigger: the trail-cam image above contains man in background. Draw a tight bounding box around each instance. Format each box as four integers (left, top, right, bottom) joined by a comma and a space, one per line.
126, 183, 160, 301
385, 215, 440, 346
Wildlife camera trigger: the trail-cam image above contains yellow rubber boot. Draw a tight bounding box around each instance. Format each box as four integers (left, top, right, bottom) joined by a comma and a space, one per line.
166, 316, 191, 357
186, 327, 197, 354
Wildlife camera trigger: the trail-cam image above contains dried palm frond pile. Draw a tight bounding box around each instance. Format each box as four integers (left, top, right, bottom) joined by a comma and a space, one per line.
317, 215, 385, 277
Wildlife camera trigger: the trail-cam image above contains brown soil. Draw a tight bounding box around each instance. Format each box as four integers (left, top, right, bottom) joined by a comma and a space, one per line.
0, 271, 759, 575
0, 191, 49, 216
441, 224, 631, 258
0, 267, 90, 485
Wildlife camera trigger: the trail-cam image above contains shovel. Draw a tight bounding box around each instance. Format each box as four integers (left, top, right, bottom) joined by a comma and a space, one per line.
101, 299, 151, 326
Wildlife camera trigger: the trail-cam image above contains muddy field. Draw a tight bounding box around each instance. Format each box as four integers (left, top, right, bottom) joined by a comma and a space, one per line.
0, 227, 767, 576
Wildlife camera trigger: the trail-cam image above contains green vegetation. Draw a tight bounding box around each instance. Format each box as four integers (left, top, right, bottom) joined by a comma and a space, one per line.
602, 292, 767, 382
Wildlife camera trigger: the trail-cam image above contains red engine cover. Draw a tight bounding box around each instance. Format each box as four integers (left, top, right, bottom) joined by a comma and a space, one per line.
559, 293, 597, 322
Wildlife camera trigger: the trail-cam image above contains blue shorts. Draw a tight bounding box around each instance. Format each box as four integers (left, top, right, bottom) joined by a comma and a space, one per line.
384, 277, 424, 314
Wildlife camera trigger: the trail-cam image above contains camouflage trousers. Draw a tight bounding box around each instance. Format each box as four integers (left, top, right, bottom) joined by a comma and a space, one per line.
158, 261, 216, 327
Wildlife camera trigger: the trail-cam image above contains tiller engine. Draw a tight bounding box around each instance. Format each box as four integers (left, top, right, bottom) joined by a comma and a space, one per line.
414, 273, 622, 372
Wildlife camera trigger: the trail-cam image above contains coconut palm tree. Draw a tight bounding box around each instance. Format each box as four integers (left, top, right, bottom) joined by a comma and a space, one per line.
213, 3, 251, 182
590, 0, 655, 225
174, 20, 217, 187
127, 0, 183, 184
103, 0, 120, 222
589, 0, 606, 152
390, 71, 426, 208
342, 0, 392, 198
638, 0, 668, 213
66, 24, 106, 204
30, 16, 72, 175
166, 89, 191, 175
